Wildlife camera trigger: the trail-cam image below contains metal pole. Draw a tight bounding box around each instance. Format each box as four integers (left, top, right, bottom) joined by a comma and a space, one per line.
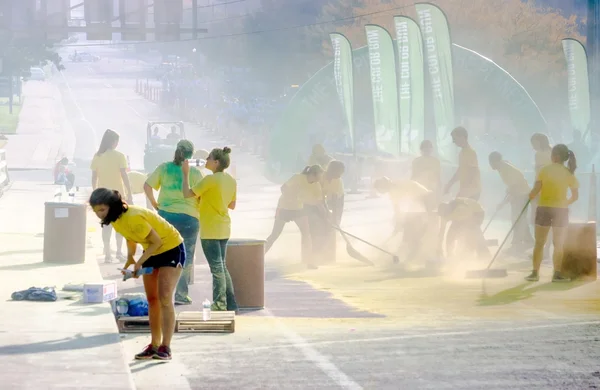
192, 0, 198, 39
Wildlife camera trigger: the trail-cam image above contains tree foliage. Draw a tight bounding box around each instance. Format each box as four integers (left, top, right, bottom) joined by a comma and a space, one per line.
0, 33, 64, 76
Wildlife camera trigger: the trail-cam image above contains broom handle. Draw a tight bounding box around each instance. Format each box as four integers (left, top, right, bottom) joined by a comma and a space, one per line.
483, 194, 508, 234
485, 199, 531, 271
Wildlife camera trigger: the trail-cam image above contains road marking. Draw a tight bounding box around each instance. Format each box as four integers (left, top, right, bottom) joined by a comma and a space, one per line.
104, 83, 112, 88
127, 104, 143, 118
264, 308, 363, 390
59, 70, 99, 152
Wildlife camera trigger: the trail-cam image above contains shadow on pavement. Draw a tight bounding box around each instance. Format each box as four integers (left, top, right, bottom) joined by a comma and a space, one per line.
0, 249, 43, 258
0, 333, 120, 355
365, 265, 443, 283
478, 280, 592, 306
100, 261, 384, 319
0, 260, 70, 271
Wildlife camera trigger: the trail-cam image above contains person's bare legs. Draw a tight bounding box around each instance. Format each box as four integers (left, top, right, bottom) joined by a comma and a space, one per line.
102, 225, 112, 261
294, 216, 313, 266
532, 225, 550, 271
265, 219, 286, 253
551, 226, 567, 276
157, 266, 182, 348
115, 233, 124, 258
142, 270, 161, 347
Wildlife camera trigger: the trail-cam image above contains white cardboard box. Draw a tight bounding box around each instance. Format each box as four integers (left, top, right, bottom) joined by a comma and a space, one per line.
83, 281, 118, 303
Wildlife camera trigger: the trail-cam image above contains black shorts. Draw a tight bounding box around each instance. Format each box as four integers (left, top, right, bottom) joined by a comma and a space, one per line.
535, 206, 569, 228
276, 208, 305, 222
143, 243, 186, 269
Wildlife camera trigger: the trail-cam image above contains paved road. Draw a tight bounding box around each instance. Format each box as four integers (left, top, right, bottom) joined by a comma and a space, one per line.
50, 47, 600, 390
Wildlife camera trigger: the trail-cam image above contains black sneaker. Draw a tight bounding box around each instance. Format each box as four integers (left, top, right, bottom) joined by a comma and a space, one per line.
552, 272, 571, 283
525, 271, 539, 282
135, 344, 158, 360
154, 345, 172, 361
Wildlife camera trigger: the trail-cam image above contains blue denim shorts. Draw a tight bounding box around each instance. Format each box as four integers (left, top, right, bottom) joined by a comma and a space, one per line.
144, 243, 186, 269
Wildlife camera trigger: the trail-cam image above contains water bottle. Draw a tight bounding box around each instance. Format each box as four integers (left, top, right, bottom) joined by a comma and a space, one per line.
68, 190, 75, 203
202, 299, 211, 321
116, 298, 129, 316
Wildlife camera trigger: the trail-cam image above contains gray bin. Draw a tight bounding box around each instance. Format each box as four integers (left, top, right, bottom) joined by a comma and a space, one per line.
225, 238, 265, 309
43, 201, 87, 264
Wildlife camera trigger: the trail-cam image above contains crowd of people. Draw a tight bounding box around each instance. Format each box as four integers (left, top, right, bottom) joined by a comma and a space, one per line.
85, 117, 580, 361
89, 128, 236, 361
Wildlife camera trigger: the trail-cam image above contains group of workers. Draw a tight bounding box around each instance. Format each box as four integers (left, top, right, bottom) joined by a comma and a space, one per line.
269, 126, 579, 283
89, 128, 237, 361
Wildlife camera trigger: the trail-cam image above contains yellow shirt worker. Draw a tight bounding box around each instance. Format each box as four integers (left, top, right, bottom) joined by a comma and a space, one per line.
444, 127, 481, 201
526, 144, 579, 283
489, 152, 533, 248
412, 140, 441, 195
91, 149, 129, 196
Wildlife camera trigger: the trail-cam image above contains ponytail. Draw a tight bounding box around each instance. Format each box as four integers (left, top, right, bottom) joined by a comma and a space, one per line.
567, 150, 577, 174
301, 165, 324, 176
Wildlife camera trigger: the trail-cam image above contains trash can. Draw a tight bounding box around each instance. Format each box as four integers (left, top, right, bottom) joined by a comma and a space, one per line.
43, 201, 87, 264
562, 221, 597, 281
225, 238, 265, 309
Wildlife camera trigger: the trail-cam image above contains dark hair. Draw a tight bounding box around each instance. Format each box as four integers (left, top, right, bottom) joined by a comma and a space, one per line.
552, 144, 577, 174
89, 188, 128, 226
326, 160, 345, 179
531, 133, 551, 151
209, 146, 231, 172
420, 140, 433, 150
173, 139, 194, 166
451, 126, 468, 139
97, 129, 120, 156
301, 164, 324, 176
488, 151, 502, 163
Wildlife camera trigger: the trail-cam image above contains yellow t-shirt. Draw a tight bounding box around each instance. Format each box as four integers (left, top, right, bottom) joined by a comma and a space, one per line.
111, 205, 183, 255
496, 161, 529, 195
458, 146, 481, 195
322, 178, 344, 200
278, 174, 313, 210
534, 149, 552, 175
191, 172, 237, 239
146, 162, 203, 219
411, 155, 441, 192
537, 163, 579, 208
449, 198, 484, 222
91, 149, 128, 195
303, 181, 324, 206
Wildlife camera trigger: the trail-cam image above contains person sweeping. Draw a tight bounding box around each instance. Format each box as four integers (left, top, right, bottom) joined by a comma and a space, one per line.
438, 198, 490, 260
320, 160, 346, 262
488, 152, 534, 252
525, 144, 578, 283
412, 140, 441, 202
444, 127, 482, 201
89, 188, 184, 361
264, 165, 324, 269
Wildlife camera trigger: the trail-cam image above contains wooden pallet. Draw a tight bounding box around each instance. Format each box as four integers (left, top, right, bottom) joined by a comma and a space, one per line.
176, 311, 235, 333
116, 311, 236, 334
117, 316, 151, 333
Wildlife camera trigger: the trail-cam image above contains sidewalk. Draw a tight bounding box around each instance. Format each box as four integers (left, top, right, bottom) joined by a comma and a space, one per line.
0, 181, 135, 389
4, 79, 75, 170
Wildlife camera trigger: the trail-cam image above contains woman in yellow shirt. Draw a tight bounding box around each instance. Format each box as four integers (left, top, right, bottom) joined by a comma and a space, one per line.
182, 147, 238, 311
89, 188, 184, 361
527, 144, 578, 283
264, 165, 324, 269
91, 129, 133, 263
144, 140, 203, 305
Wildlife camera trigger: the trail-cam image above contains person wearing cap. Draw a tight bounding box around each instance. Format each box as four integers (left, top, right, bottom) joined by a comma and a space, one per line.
444, 127, 481, 201
489, 151, 533, 251
144, 139, 203, 305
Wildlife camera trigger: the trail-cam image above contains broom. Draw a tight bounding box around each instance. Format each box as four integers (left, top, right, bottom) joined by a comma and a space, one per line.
465, 200, 531, 279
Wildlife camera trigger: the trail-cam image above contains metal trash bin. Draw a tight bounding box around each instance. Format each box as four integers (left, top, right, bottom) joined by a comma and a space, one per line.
43, 201, 87, 264
225, 238, 265, 309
